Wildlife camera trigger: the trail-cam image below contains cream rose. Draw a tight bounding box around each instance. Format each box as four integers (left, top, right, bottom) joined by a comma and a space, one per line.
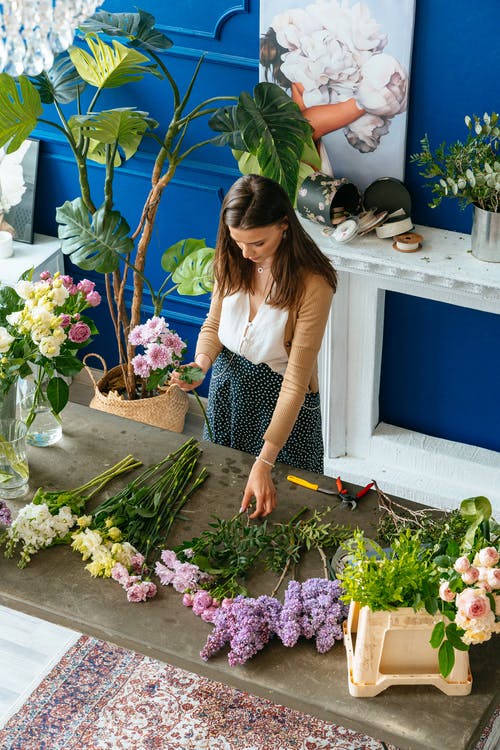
456, 587, 491, 620
0, 325, 14, 353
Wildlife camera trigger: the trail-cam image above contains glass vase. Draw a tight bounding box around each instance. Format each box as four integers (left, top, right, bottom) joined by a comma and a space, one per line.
0, 380, 19, 421
0, 419, 29, 499
19, 384, 63, 448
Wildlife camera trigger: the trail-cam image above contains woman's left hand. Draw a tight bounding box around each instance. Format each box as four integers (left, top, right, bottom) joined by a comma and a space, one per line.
240, 461, 277, 519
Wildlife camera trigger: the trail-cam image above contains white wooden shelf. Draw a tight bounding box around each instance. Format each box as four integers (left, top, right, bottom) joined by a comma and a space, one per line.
0, 234, 63, 285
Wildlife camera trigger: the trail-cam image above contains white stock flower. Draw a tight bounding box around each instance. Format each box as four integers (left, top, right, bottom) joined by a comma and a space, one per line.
51, 284, 70, 306
15, 280, 34, 299
39, 335, 62, 358
0, 325, 14, 352
344, 113, 391, 152
355, 53, 408, 116
5, 311, 21, 327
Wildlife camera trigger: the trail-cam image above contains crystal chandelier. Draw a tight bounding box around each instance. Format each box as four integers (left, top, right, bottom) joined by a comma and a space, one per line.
0, 0, 101, 77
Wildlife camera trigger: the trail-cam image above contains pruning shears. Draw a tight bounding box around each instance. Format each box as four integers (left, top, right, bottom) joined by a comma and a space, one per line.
287, 475, 374, 510
335, 476, 375, 510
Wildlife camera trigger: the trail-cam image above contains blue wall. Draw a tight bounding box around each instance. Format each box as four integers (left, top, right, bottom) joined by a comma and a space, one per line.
31, 0, 499, 448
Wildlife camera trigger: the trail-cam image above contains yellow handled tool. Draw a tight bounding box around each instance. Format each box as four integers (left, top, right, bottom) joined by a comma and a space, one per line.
287, 474, 337, 495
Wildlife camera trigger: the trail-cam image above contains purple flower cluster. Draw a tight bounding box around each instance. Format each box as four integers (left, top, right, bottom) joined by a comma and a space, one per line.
200, 578, 349, 665
277, 578, 349, 654
155, 549, 212, 593
200, 595, 282, 666
111, 553, 157, 603
0, 500, 12, 527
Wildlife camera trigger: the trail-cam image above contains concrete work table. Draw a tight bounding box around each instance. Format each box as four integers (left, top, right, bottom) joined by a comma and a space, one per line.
0, 403, 498, 750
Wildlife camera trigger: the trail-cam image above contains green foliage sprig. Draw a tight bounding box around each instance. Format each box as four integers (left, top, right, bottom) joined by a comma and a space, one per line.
175, 507, 355, 600
339, 529, 440, 612
411, 112, 499, 212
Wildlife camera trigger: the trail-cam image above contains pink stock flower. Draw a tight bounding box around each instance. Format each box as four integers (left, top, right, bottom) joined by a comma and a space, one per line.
131, 353, 151, 378
453, 556, 471, 574
155, 561, 175, 586
477, 547, 500, 568
131, 553, 145, 572
461, 567, 480, 585
111, 562, 130, 585
456, 587, 491, 620
160, 549, 179, 568
68, 321, 91, 343
439, 581, 456, 602
86, 290, 101, 307
126, 582, 150, 602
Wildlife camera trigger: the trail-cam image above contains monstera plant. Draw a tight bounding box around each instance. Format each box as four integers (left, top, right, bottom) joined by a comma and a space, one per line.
0, 9, 317, 400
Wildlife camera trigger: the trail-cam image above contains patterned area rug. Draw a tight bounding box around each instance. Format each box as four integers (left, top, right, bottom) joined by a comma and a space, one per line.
0, 636, 497, 750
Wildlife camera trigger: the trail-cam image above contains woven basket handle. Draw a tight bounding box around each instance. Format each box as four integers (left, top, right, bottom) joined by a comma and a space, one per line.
82, 353, 108, 388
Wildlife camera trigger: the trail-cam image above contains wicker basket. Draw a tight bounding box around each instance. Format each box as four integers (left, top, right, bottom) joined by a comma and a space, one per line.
83, 354, 189, 433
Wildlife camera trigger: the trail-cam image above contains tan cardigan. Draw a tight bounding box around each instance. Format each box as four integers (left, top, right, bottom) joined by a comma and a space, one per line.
195, 272, 334, 450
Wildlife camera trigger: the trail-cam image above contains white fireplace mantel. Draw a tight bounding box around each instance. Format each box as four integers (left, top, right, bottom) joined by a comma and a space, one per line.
301, 219, 500, 516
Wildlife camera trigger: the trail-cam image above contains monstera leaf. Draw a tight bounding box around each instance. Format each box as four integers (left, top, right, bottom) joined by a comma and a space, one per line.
31, 52, 86, 104
210, 82, 314, 203
79, 9, 173, 54
69, 108, 158, 164
56, 198, 134, 273
161, 238, 214, 296
0, 74, 42, 151
172, 247, 215, 295
69, 35, 160, 90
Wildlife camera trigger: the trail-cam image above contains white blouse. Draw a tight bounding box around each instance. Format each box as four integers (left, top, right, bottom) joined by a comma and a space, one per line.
218, 290, 289, 375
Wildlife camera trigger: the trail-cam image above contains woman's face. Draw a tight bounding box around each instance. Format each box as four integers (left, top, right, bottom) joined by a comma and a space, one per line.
228, 221, 287, 267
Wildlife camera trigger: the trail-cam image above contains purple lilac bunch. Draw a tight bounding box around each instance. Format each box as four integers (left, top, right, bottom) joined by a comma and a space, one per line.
277, 578, 349, 654
129, 316, 186, 393
111, 553, 157, 603
0, 500, 12, 527
200, 594, 282, 666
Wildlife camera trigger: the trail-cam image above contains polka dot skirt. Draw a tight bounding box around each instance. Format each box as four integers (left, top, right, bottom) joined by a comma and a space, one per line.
203, 348, 324, 473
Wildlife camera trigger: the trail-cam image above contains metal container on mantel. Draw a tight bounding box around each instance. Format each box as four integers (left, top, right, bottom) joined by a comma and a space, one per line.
471, 205, 500, 262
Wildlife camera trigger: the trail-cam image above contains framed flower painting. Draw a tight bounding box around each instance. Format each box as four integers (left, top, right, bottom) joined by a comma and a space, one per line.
2, 138, 40, 244
260, 0, 416, 191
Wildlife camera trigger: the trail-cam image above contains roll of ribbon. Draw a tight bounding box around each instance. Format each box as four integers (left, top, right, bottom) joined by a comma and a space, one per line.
392, 232, 423, 252
376, 215, 414, 238
0, 230, 14, 259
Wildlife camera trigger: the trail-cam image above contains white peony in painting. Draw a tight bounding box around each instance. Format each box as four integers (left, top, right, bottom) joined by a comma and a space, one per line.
0, 139, 39, 242
260, 0, 415, 190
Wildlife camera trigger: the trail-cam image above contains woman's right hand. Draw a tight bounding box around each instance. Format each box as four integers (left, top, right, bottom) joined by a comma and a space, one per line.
170, 363, 205, 392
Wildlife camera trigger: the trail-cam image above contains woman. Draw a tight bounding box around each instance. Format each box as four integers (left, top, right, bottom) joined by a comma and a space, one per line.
170, 175, 336, 518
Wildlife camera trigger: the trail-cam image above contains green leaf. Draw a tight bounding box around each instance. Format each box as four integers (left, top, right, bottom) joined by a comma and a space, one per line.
161, 238, 208, 273
0, 74, 42, 151
69, 35, 158, 90
209, 105, 245, 150
70, 108, 158, 164
172, 247, 215, 295
438, 639, 455, 678
52, 354, 84, 377
445, 623, 469, 651
46, 376, 69, 415
56, 198, 134, 273
79, 10, 174, 54
30, 52, 86, 105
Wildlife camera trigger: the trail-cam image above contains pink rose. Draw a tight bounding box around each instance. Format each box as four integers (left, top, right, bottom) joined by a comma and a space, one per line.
60, 314, 72, 328
77, 279, 95, 295
478, 547, 500, 568
192, 589, 213, 615
456, 587, 491, 620
461, 567, 480, 585
453, 556, 471, 574
486, 568, 500, 589
439, 581, 456, 602
183, 593, 194, 607
86, 290, 101, 307
68, 321, 91, 343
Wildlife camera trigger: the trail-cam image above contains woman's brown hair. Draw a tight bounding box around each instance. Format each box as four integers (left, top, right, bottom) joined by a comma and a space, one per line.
214, 174, 337, 308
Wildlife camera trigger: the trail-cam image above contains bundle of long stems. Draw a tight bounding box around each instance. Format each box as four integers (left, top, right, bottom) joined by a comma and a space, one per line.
91, 438, 207, 562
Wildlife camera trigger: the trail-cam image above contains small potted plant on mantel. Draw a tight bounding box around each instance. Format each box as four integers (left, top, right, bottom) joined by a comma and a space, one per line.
411, 112, 499, 262
0, 10, 318, 431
